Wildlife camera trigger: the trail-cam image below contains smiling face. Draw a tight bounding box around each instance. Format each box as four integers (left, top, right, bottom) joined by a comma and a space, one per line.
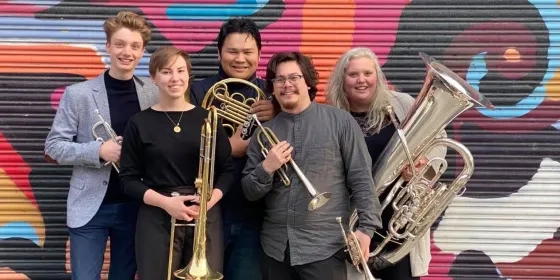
272, 60, 311, 113
152, 55, 190, 101
219, 32, 260, 80
343, 56, 378, 109
105, 27, 145, 79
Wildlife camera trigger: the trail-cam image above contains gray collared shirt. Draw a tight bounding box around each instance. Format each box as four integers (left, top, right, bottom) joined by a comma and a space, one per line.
241, 102, 382, 265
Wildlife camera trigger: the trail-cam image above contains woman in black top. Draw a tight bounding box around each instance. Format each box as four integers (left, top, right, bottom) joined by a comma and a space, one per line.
326, 47, 443, 280
119, 46, 234, 280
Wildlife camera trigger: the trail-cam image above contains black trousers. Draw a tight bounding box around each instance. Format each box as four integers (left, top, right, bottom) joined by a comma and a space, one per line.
262, 243, 347, 280
135, 202, 223, 280
369, 191, 419, 280
371, 255, 419, 280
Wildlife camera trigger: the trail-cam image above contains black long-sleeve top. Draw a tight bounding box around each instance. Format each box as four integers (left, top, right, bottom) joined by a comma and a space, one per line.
119, 106, 235, 202
103, 70, 141, 204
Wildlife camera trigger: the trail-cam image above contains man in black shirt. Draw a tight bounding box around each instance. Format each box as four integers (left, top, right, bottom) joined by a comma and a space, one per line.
190, 17, 276, 280
44, 11, 158, 280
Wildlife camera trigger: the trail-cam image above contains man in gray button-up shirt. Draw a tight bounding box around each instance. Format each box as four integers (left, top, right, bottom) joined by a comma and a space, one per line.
241, 52, 382, 280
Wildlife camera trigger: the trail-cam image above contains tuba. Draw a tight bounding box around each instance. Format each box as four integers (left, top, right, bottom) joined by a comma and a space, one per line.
92, 109, 121, 173
201, 77, 267, 137
344, 52, 495, 272
246, 115, 332, 211
168, 106, 223, 280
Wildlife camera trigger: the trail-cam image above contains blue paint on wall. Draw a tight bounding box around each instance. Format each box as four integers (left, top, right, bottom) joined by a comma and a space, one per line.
466, 52, 545, 119
0, 222, 40, 246
166, 0, 269, 21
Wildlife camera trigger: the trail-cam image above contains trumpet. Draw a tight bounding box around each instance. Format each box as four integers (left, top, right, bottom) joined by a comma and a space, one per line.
92, 109, 121, 173
168, 106, 223, 280
336, 217, 375, 280
249, 114, 331, 211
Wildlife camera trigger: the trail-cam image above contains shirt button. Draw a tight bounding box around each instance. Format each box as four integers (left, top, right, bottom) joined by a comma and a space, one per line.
103, 181, 108, 186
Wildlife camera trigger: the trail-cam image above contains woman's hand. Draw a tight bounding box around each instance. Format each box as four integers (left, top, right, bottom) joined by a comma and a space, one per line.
402, 156, 429, 181
163, 195, 200, 221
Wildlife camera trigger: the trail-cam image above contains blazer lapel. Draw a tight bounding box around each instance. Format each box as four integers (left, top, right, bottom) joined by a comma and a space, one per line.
134, 76, 152, 110
91, 73, 111, 126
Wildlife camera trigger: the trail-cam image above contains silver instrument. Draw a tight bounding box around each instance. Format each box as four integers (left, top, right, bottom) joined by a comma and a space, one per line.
92, 109, 121, 173
344, 52, 495, 271
250, 114, 332, 211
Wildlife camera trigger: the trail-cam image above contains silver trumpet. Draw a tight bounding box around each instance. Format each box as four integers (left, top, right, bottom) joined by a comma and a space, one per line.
92, 109, 121, 173
249, 114, 331, 211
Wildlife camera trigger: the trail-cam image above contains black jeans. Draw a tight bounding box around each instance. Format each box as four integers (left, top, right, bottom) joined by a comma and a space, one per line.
262, 243, 347, 280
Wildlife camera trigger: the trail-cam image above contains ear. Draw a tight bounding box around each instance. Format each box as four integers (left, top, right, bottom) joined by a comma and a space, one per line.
105, 41, 110, 51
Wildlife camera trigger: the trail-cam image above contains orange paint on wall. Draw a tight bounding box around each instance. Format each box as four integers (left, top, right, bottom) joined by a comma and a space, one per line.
0, 268, 30, 280
300, 0, 356, 103
0, 44, 106, 80
544, 74, 560, 101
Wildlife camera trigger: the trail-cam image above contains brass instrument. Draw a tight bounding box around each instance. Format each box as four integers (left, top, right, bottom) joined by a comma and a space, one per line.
168, 106, 223, 280
201, 78, 267, 137
345, 52, 495, 271
167, 79, 265, 279
249, 114, 332, 211
336, 217, 376, 280
92, 109, 121, 173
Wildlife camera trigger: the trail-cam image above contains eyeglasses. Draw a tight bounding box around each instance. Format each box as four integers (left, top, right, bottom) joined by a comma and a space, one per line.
272, 74, 303, 85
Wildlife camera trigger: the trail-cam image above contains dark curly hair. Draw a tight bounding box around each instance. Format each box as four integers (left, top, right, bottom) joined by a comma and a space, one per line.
265, 52, 318, 110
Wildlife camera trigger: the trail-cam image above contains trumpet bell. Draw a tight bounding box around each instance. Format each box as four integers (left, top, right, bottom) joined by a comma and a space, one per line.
308, 192, 332, 211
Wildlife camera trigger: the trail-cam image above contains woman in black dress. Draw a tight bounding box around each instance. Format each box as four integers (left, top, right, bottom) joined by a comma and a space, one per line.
119, 46, 234, 280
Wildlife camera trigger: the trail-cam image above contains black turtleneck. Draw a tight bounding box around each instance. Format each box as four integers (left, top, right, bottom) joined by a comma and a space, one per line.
104, 70, 141, 204
350, 111, 396, 164
189, 66, 269, 225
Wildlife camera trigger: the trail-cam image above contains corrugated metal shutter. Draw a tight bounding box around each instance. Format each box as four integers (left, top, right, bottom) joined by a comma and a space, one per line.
0, 1, 557, 279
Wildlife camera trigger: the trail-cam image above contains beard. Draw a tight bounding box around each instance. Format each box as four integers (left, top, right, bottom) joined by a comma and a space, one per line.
276, 89, 300, 111
280, 99, 298, 111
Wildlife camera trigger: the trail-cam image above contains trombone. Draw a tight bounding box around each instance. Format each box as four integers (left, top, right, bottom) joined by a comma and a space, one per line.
249, 114, 332, 211
167, 106, 223, 280
92, 109, 121, 173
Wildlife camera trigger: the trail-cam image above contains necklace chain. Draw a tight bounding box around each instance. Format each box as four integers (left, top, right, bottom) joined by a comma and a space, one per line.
161, 104, 186, 133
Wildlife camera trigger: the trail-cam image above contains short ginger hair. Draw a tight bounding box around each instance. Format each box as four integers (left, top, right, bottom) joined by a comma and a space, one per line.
103, 11, 152, 47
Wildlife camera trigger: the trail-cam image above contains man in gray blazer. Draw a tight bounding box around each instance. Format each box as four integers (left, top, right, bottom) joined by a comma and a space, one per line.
44, 11, 158, 280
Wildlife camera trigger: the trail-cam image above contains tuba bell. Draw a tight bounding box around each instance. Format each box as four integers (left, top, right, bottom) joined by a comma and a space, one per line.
345, 52, 495, 271
168, 106, 223, 280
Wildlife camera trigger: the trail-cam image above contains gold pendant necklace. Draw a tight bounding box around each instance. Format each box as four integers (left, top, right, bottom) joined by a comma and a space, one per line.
162, 105, 185, 133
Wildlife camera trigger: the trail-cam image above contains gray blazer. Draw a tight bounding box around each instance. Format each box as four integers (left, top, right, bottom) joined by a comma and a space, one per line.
44, 72, 158, 228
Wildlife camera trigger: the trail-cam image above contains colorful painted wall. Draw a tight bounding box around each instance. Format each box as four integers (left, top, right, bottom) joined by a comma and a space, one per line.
0, 0, 558, 279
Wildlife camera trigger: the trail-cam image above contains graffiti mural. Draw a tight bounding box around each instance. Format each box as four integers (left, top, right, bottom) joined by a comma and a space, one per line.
0, 0, 558, 279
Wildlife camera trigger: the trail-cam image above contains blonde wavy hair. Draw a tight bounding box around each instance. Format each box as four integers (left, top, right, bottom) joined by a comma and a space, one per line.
326, 47, 391, 134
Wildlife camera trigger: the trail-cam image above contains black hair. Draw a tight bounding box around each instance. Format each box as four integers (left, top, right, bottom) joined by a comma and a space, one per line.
217, 17, 262, 52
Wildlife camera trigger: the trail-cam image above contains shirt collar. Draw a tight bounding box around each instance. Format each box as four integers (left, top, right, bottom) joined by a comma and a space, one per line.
278, 101, 317, 119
